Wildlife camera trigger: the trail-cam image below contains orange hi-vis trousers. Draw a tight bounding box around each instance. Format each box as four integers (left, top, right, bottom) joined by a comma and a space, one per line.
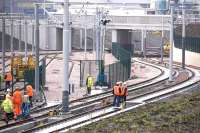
14, 104, 21, 118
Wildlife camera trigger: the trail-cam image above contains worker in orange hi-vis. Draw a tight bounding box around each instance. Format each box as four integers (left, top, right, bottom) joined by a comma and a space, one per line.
4, 71, 13, 89
13, 87, 22, 120
26, 85, 34, 107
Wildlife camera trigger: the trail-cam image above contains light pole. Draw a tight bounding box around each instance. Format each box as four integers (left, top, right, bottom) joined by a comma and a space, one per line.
62, 0, 70, 112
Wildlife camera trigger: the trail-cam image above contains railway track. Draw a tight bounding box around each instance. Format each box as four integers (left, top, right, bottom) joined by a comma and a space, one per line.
3, 61, 194, 132
1, 59, 195, 133
23, 60, 197, 133
0, 52, 62, 123
47, 62, 198, 133
0, 60, 165, 131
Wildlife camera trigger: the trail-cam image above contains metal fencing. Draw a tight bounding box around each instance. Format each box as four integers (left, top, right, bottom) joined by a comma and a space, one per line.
80, 43, 132, 88
112, 43, 131, 77
80, 60, 129, 88
174, 24, 200, 53
107, 62, 129, 88
80, 60, 103, 87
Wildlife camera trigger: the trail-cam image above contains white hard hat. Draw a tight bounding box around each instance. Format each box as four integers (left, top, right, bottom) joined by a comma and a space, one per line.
123, 82, 127, 85
116, 82, 120, 84
7, 89, 11, 92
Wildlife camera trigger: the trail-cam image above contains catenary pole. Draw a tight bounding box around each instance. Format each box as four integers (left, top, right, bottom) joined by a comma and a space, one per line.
141, 28, 144, 56
69, 26, 71, 53
32, 24, 34, 54
80, 28, 82, 49
161, 15, 164, 63
24, 20, 28, 60
35, 4, 42, 101
169, 7, 174, 81
84, 25, 87, 59
11, 18, 14, 55
144, 29, 147, 58
182, 8, 185, 69
2, 18, 5, 75
19, 17, 22, 52
96, 8, 100, 61
62, 0, 70, 112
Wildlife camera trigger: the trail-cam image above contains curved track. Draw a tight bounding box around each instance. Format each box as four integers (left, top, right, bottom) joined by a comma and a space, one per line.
1, 59, 197, 133
49, 60, 198, 133
23, 60, 197, 133
0, 60, 165, 132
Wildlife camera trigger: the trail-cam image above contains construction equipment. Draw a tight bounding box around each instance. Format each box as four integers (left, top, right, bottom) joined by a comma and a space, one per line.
11, 55, 36, 80
151, 31, 170, 55
164, 41, 170, 54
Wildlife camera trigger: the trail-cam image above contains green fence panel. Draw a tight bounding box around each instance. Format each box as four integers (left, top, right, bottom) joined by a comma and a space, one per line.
24, 65, 45, 88
107, 43, 132, 88
174, 35, 200, 53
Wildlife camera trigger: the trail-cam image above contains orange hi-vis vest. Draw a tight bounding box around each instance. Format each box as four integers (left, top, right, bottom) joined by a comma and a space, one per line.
5, 72, 12, 81
13, 90, 22, 105
123, 87, 128, 96
113, 85, 123, 96
26, 85, 33, 97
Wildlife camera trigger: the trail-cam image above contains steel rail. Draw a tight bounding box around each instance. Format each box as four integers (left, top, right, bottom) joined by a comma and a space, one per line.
48, 65, 196, 133
0, 60, 165, 130
22, 72, 188, 132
